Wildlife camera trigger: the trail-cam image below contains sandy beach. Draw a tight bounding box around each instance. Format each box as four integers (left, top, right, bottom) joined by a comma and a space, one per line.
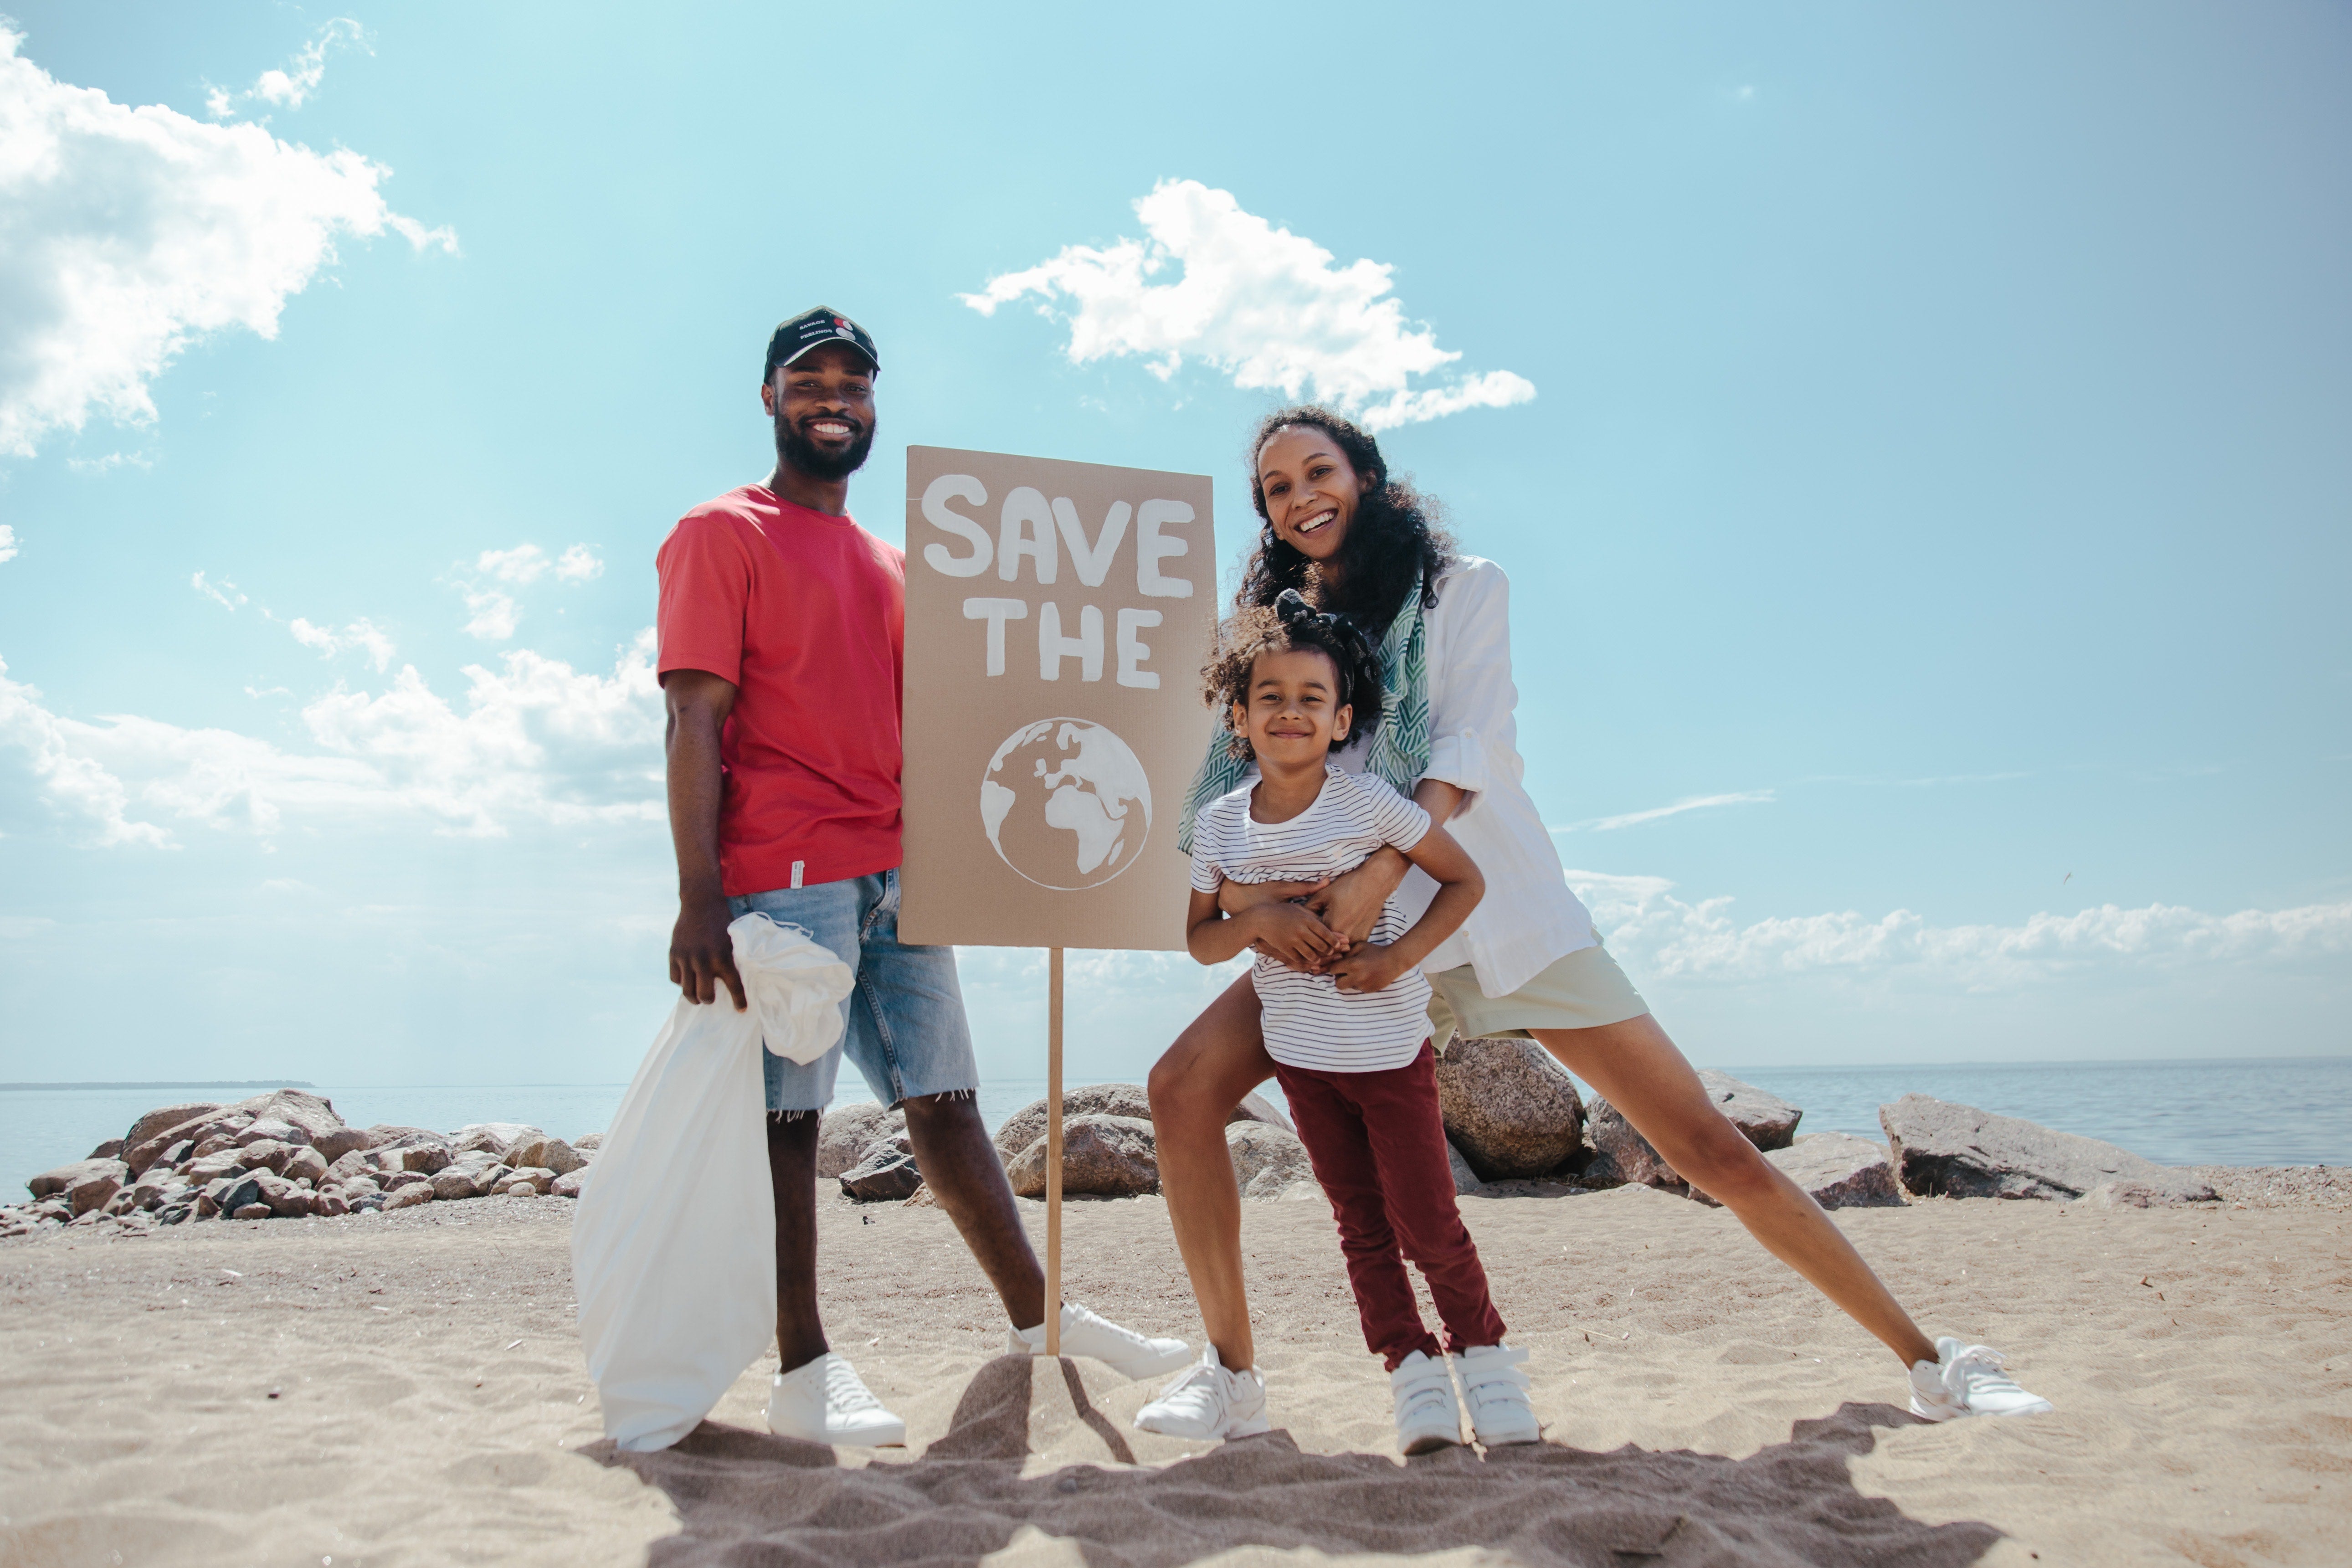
2, 1177, 2345, 1568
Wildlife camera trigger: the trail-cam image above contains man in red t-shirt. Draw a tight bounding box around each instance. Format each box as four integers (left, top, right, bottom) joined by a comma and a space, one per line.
657, 308, 1191, 1447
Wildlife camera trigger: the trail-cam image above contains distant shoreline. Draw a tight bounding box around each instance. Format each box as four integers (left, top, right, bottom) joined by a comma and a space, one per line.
0, 1081, 316, 1092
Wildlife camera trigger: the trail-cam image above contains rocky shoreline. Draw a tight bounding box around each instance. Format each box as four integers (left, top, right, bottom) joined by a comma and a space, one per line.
4, 1087, 600, 1240
12, 1046, 2338, 1242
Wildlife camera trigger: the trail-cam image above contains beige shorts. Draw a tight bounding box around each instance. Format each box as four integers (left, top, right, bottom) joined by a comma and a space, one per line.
1425, 941, 1649, 1049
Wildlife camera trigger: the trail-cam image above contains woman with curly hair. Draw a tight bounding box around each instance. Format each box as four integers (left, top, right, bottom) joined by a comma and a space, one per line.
1134, 405, 2052, 1442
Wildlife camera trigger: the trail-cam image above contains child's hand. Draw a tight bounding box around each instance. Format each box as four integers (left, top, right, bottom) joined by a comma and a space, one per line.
1246, 901, 1347, 970
1327, 941, 1407, 994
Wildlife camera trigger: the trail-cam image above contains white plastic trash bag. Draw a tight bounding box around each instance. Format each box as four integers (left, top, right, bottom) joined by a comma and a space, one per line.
573, 913, 856, 1451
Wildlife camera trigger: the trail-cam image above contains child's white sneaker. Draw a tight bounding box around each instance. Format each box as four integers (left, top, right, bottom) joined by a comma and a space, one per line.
1134, 1345, 1270, 1439
767, 1351, 907, 1446
1389, 1350, 1466, 1455
1908, 1337, 2054, 1421
1451, 1343, 1540, 1446
1009, 1301, 1193, 1380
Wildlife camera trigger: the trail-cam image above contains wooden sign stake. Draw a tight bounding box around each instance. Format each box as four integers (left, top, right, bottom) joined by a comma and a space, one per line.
1045, 945, 1064, 1357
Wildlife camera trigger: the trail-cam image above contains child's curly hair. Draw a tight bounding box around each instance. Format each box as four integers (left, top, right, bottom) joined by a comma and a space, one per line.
1202, 589, 1387, 761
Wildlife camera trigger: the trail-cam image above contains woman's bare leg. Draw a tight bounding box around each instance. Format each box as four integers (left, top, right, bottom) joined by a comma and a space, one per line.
1147, 971, 1275, 1373
1531, 1013, 1937, 1368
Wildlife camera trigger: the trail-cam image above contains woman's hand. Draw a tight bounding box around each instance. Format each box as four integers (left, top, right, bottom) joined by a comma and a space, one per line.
1304, 848, 1410, 951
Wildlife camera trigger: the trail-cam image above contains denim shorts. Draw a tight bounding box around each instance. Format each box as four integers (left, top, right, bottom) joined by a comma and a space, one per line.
728, 868, 979, 1114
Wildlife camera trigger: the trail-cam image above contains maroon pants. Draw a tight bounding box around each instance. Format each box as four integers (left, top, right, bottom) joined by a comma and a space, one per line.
1274, 1042, 1508, 1370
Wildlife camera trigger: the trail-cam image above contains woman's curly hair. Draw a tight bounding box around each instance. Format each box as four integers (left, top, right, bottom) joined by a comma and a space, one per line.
1201, 590, 1387, 762
1237, 405, 1457, 637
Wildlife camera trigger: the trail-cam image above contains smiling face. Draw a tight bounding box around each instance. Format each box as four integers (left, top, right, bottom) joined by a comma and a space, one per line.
764, 341, 877, 481
1233, 646, 1353, 771
1255, 425, 1375, 568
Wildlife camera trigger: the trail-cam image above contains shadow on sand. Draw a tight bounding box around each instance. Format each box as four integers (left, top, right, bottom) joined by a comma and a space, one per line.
591, 1355, 2001, 1567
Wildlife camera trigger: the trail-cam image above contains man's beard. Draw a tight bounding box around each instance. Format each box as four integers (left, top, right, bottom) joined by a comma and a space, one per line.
776, 413, 876, 481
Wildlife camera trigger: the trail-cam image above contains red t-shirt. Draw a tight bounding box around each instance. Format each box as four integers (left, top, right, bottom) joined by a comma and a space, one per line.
655, 486, 905, 896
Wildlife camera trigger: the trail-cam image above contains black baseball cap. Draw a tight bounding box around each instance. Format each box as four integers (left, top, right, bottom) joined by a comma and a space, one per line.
765, 306, 879, 379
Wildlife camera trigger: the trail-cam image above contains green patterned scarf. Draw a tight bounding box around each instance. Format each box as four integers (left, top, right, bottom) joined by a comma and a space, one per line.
1175, 595, 1431, 854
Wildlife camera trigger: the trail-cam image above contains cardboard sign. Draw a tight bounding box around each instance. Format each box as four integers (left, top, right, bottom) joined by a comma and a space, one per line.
900, 446, 1217, 951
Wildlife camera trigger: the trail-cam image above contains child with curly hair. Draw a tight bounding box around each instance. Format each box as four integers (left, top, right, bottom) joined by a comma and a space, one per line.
1157, 588, 1540, 1455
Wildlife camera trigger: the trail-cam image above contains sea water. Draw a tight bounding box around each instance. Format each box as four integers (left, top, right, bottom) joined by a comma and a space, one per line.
5, 1057, 2347, 1200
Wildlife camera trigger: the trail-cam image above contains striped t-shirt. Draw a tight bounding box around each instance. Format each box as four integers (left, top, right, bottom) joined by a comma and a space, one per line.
1188, 766, 1434, 1073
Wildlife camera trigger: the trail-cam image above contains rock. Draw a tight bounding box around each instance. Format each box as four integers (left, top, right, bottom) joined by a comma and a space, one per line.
237, 1139, 296, 1175
126, 1110, 243, 1176
326, 1150, 375, 1182
230, 1090, 345, 1144
503, 1136, 584, 1177
450, 1123, 538, 1156
1234, 1091, 1294, 1134
1754, 1133, 1905, 1209
1434, 1038, 1586, 1180
131, 1172, 175, 1208
1585, 1100, 1684, 1192
316, 1190, 351, 1217
65, 1161, 130, 1216
103, 1187, 139, 1216
232, 1203, 274, 1221
371, 1135, 453, 1175
156, 1139, 195, 1170
189, 1133, 242, 1161
572, 1132, 603, 1151
840, 1147, 924, 1202
991, 1082, 1291, 1167
1446, 1140, 1484, 1196
818, 1103, 907, 1179
430, 1166, 486, 1201
236, 1118, 311, 1150
29, 1157, 123, 1201
501, 1167, 556, 1195
1225, 1121, 1316, 1200
313, 1127, 374, 1162
1007, 1114, 1160, 1199
551, 1169, 588, 1199
124, 1101, 224, 1150
87, 1138, 127, 1159
1693, 1071, 1803, 1151
381, 1184, 434, 1211
382, 1170, 430, 1191
181, 1153, 247, 1186
280, 1146, 329, 1184
1880, 1095, 2218, 1205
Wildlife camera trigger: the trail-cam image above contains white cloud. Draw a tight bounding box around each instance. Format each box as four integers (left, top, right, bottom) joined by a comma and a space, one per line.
0, 915, 58, 937
289, 616, 395, 672
555, 544, 605, 583
66, 451, 151, 474
0, 25, 456, 458
1556, 790, 1777, 833
1568, 869, 2352, 989
961, 179, 1536, 432
0, 632, 663, 843
463, 588, 520, 641
191, 571, 247, 611
0, 525, 16, 564
476, 544, 549, 585
206, 19, 367, 120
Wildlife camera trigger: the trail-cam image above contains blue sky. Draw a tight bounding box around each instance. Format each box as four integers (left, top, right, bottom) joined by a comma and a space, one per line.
1, 1, 2346, 1093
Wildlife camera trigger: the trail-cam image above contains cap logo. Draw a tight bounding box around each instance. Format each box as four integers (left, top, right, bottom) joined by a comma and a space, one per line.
836, 326, 855, 340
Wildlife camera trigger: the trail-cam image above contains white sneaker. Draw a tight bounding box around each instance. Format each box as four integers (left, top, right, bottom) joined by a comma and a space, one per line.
1390, 1350, 1466, 1455
1009, 1301, 1193, 1380
1133, 1345, 1270, 1440
767, 1351, 908, 1446
1451, 1343, 1540, 1446
1908, 1337, 2054, 1422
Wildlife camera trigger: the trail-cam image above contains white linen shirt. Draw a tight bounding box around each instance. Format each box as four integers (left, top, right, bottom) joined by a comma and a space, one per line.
1235, 557, 1596, 999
